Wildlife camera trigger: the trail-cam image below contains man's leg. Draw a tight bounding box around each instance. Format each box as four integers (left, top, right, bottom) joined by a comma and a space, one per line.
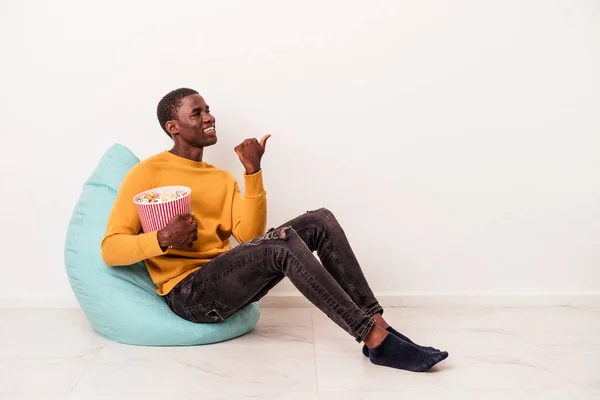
280, 208, 441, 354
165, 226, 446, 371
165, 226, 376, 341
278, 208, 383, 317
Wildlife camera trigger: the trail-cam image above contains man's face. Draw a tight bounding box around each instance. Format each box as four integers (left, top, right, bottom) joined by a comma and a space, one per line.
167, 94, 217, 147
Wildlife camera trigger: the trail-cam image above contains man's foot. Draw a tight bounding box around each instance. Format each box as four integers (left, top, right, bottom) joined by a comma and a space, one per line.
368, 333, 448, 372
362, 326, 441, 357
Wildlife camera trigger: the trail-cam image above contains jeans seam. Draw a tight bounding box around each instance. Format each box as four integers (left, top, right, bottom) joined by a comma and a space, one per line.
294, 223, 364, 309
356, 317, 376, 343
316, 208, 331, 220
364, 305, 384, 317
282, 245, 366, 338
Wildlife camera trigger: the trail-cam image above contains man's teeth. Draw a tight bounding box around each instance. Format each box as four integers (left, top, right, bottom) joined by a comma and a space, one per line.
203, 126, 215, 133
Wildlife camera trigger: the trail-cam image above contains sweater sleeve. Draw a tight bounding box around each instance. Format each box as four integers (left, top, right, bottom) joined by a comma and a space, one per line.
231, 169, 267, 243
101, 165, 166, 266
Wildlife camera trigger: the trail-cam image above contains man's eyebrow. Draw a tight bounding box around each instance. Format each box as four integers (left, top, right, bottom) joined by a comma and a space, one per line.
190, 105, 209, 114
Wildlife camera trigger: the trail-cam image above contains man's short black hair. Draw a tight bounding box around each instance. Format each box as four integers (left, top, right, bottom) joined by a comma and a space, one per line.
157, 88, 199, 137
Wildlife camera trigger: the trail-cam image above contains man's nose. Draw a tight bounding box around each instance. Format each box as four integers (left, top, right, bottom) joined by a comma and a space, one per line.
202, 112, 213, 122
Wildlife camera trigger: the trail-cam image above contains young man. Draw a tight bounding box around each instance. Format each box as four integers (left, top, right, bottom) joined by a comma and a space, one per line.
101, 88, 448, 372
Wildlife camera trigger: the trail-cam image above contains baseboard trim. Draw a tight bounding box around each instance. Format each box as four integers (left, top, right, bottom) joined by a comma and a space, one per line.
258, 292, 600, 308
1, 292, 598, 309
0, 297, 80, 309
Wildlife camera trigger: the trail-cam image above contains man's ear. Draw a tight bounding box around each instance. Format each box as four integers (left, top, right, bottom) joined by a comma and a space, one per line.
165, 120, 179, 136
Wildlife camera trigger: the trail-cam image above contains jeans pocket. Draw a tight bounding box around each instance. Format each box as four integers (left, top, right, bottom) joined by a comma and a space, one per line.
183, 300, 235, 323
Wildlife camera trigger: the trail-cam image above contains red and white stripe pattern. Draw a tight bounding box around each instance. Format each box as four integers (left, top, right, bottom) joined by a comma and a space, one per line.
133, 186, 192, 233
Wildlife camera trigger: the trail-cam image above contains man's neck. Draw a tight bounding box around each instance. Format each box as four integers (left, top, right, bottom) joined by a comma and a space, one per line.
169, 145, 204, 162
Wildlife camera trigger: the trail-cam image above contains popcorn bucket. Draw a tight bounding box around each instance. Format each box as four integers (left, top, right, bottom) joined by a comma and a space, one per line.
133, 186, 192, 233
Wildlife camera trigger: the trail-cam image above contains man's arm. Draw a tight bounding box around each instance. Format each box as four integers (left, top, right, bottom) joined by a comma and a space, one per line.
101, 166, 167, 266
231, 135, 270, 243
231, 170, 267, 243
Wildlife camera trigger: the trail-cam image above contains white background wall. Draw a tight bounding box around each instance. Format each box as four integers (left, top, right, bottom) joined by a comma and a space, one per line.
1, 0, 599, 304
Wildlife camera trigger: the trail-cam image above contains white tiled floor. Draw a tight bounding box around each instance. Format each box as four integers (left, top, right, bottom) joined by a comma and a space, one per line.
1, 306, 598, 399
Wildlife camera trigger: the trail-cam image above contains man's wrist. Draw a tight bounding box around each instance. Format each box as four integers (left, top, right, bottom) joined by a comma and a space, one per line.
245, 165, 261, 175
157, 229, 169, 250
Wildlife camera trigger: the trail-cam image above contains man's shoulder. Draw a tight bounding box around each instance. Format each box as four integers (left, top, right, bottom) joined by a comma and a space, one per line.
202, 166, 237, 185
123, 152, 168, 179
215, 168, 238, 184
133, 152, 168, 170
139, 151, 170, 166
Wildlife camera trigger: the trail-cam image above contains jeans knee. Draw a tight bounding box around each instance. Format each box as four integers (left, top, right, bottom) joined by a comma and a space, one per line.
305, 207, 333, 222
242, 226, 293, 247
316, 207, 334, 221
269, 227, 305, 265
275, 226, 320, 257
301, 208, 337, 231
277, 226, 293, 240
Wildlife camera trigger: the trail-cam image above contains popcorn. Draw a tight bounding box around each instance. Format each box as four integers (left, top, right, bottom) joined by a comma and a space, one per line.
135, 189, 189, 204
133, 186, 192, 233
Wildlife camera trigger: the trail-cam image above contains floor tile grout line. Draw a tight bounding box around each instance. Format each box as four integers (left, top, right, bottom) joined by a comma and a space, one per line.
521, 333, 575, 397
66, 340, 108, 398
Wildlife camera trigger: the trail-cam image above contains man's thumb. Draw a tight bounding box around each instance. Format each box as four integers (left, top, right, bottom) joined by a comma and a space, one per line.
260, 134, 271, 150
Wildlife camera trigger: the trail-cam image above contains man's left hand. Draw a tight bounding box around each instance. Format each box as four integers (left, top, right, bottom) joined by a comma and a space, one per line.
234, 134, 271, 175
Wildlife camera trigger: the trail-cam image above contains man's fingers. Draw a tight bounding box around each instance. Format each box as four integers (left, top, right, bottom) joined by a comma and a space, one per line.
260, 134, 271, 150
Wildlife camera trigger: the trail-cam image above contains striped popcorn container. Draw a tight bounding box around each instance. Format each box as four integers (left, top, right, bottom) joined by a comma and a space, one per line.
133, 186, 192, 233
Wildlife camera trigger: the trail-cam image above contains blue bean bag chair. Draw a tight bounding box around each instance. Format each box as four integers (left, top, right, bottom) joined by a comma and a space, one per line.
64, 143, 260, 346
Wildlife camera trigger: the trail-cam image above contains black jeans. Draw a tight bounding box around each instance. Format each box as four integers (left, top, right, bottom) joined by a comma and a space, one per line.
165, 208, 383, 342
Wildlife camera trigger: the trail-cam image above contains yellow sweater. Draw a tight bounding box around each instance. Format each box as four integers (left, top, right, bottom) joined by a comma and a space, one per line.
101, 150, 267, 295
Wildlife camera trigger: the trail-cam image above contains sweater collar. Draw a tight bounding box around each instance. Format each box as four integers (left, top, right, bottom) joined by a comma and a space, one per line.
163, 150, 213, 168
